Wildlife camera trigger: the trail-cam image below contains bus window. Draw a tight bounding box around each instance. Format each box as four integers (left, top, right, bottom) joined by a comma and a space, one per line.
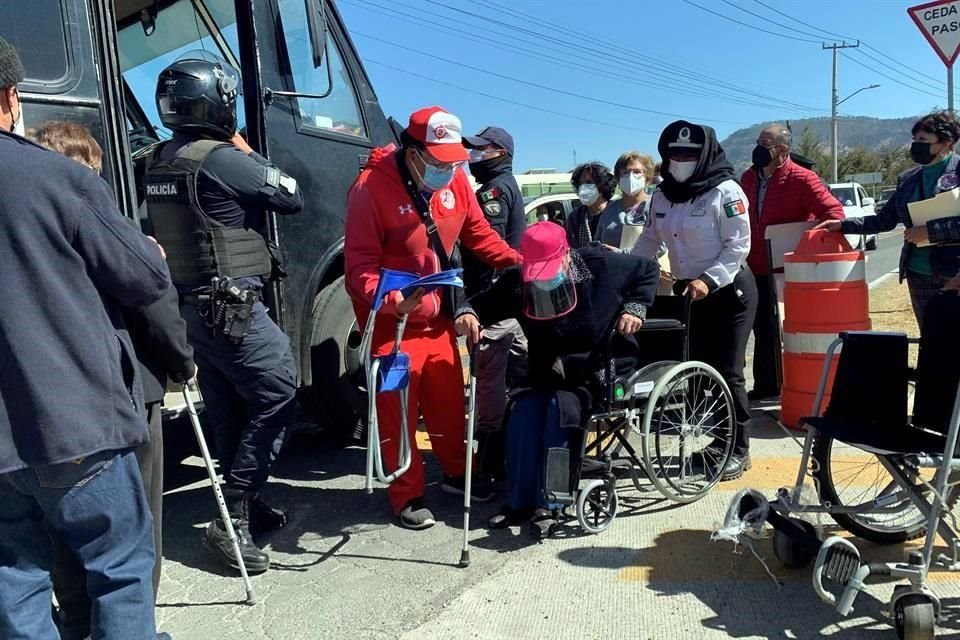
278, 0, 366, 139
118, 0, 244, 140
7, 1, 70, 87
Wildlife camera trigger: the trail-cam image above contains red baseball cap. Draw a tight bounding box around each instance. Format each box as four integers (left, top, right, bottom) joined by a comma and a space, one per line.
519, 222, 569, 282
406, 106, 470, 164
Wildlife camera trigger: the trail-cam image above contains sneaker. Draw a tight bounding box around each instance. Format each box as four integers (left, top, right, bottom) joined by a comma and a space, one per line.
202, 518, 270, 573
398, 498, 436, 530
441, 474, 495, 503
719, 454, 753, 482
250, 494, 287, 534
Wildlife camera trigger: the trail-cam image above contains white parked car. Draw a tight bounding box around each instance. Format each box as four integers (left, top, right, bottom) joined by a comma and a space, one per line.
522, 192, 580, 226
828, 182, 878, 251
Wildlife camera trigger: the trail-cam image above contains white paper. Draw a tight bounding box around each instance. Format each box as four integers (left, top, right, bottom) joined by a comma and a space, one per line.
907, 188, 960, 247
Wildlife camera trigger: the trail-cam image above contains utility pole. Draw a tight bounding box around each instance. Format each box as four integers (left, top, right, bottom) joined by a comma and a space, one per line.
824, 41, 860, 183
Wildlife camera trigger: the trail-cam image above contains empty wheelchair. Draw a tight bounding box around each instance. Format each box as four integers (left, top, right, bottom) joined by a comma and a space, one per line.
718, 293, 960, 640
541, 295, 737, 534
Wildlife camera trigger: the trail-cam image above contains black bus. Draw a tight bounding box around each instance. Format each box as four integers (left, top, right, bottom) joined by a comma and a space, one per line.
3, 0, 397, 437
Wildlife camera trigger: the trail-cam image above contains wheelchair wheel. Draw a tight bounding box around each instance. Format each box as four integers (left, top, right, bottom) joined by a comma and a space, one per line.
577, 479, 618, 534
641, 362, 735, 504
812, 434, 960, 544
894, 594, 936, 640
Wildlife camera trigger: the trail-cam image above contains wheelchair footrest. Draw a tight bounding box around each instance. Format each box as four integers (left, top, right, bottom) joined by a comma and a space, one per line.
546, 447, 574, 505
823, 544, 861, 585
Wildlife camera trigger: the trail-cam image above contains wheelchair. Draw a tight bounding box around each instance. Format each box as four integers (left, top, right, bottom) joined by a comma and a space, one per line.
718, 293, 960, 640
537, 295, 738, 535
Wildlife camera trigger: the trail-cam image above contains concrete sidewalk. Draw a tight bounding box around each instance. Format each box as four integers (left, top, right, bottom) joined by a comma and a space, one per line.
154, 409, 960, 640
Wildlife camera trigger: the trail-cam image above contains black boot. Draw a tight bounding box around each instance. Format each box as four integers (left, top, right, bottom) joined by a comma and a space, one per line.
202, 488, 270, 573
250, 494, 288, 534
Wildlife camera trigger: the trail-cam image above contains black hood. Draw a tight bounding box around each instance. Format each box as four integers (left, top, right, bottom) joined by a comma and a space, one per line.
658, 120, 736, 203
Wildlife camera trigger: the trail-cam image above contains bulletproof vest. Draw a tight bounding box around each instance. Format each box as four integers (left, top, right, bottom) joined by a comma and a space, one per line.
144, 140, 272, 287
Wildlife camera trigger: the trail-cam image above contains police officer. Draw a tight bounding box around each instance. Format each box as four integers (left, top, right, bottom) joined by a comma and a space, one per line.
632, 120, 757, 481
461, 126, 527, 476
145, 51, 303, 573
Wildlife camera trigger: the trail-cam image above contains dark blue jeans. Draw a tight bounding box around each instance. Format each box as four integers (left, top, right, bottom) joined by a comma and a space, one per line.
183, 301, 297, 491
0, 449, 156, 640
506, 392, 569, 511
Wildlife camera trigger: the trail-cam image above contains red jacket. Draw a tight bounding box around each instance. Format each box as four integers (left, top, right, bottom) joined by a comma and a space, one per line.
740, 157, 844, 275
345, 145, 520, 330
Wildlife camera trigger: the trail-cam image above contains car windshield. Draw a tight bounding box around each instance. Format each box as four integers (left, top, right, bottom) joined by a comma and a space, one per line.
523, 196, 536, 205
831, 187, 856, 205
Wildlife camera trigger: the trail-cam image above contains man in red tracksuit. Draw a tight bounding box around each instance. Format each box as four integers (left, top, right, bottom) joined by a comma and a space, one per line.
345, 106, 520, 529
740, 124, 844, 401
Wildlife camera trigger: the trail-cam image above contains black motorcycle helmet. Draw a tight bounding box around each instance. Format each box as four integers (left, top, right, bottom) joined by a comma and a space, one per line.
156, 50, 240, 139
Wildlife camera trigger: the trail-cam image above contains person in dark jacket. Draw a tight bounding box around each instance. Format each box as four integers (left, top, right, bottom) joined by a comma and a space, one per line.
461, 126, 527, 475
0, 38, 171, 640
29, 121, 197, 639
456, 222, 659, 538
817, 111, 960, 328
565, 162, 619, 249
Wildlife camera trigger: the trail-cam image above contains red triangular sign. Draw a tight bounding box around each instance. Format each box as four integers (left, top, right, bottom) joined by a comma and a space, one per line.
909, 0, 960, 67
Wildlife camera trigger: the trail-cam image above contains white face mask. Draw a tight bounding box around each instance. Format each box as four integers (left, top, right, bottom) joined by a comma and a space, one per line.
468, 149, 487, 164
578, 183, 600, 206
619, 172, 646, 196
668, 160, 697, 183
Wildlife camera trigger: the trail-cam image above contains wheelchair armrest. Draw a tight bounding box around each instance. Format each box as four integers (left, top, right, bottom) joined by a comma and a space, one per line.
640, 318, 684, 331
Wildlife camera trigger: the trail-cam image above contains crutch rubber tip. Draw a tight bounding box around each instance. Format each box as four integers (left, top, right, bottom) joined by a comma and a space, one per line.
459, 550, 470, 568
245, 591, 258, 605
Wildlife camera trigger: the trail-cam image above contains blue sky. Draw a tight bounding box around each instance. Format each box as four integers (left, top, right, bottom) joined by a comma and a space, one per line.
337, 0, 956, 172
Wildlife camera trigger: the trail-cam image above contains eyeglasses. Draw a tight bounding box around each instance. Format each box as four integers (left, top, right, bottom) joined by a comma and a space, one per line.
415, 148, 464, 172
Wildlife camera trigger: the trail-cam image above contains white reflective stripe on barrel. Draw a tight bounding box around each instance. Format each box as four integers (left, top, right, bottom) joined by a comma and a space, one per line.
783, 331, 843, 355
784, 259, 865, 284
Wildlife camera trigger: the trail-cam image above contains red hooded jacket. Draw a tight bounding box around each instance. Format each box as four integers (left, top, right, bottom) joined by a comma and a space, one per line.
740, 156, 844, 275
345, 144, 520, 330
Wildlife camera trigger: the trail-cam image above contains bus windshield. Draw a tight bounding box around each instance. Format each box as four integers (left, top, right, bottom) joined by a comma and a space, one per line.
118, 0, 243, 141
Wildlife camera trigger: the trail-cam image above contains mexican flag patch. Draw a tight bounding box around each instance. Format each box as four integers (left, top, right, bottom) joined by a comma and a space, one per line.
723, 199, 746, 218
480, 187, 502, 203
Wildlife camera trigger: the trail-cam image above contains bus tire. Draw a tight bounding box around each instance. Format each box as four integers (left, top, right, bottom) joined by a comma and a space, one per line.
309, 276, 365, 445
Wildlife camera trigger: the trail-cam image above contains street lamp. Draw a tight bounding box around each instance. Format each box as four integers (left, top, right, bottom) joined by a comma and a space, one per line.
832, 83, 880, 182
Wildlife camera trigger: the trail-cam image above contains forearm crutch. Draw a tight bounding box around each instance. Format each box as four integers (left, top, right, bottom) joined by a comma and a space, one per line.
182, 383, 256, 604
460, 344, 478, 568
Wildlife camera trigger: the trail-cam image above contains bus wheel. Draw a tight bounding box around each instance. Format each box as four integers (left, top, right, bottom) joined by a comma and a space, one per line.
309, 276, 365, 445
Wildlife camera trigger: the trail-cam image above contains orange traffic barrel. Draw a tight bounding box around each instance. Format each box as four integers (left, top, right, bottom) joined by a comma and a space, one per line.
780, 230, 871, 428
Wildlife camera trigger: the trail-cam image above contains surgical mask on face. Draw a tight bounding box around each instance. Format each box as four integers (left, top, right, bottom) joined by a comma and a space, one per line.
413, 149, 456, 192
619, 172, 646, 196
752, 144, 774, 168
668, 160, 697, 183
533, 269, 567, 291
910, 141, 937, 165
578, 183, 600, 206
468, 149, 487, 164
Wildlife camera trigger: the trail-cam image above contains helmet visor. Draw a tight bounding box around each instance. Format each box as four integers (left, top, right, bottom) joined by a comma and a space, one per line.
522, 266, 578, 320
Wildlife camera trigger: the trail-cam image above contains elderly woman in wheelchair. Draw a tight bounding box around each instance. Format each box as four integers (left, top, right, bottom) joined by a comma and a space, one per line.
454, 222, 660, 538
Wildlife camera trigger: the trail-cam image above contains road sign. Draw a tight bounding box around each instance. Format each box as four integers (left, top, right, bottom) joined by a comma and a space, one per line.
908, 0, 960, 67
844, 172, 883, 185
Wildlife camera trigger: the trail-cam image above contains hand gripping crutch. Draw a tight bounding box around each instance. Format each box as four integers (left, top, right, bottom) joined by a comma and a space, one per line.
182, 383, 256, 604
360, 268, 465, 493
460, 344, 478, 568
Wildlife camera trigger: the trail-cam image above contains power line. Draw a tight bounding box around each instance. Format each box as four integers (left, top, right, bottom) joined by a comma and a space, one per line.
363, 58, 661, 134
432, 0, 825, 113
718, 0, 830, 41
351, 30, 751, 125
840, 51, 943, 99
680, 0, 821, 43
749, 0, 945, 87
854, 47, 944, 93
342, 0, 824, 115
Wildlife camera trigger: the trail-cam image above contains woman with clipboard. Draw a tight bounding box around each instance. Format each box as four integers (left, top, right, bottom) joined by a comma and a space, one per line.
816, 111, 960, 326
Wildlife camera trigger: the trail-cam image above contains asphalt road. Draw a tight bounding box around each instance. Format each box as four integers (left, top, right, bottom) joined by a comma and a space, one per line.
864, 229, 904, 287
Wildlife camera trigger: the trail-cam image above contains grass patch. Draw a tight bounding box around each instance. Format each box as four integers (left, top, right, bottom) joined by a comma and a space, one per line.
869, 279, 918, 366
